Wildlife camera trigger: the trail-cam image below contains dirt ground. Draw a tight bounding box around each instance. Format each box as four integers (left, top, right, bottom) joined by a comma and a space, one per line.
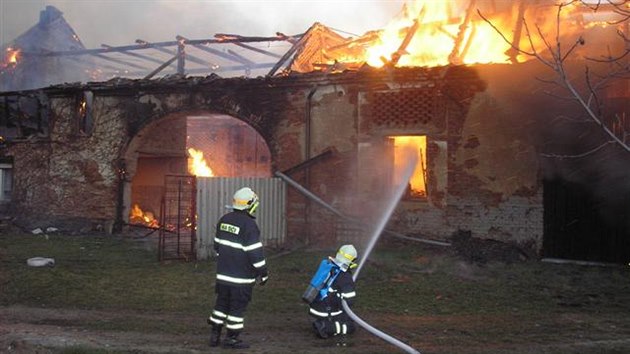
0, 306, 630, 353
0, 304, 401, 354
2, 230, 630, 354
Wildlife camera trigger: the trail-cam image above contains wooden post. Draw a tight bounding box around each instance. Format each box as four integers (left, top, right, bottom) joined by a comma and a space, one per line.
177, 38, 185, 75
506, 0, 527, 64
448, 0, 477, 65
388, 7, 425, 67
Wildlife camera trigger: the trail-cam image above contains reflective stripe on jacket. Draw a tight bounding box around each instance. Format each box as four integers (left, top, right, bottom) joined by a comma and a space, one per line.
214, 210, 267, 286
309, 269, 356, 317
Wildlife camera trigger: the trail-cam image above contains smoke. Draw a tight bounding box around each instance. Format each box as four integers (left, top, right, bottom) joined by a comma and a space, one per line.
2, 0, 404, 48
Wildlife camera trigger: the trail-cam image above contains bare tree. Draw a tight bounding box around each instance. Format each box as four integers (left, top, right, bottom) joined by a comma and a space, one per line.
479, 0, 630, 156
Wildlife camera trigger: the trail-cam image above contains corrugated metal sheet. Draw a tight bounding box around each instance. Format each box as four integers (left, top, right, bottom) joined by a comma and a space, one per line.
196, 177, 286, 260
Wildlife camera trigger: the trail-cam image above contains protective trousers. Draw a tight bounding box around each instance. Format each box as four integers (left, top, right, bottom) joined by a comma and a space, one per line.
209, 283, 253, 337
313, 313, 356, 338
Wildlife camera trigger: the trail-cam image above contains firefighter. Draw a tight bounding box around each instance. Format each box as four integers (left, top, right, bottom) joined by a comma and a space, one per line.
308, 244, 358, 345
207, 187, 269, 349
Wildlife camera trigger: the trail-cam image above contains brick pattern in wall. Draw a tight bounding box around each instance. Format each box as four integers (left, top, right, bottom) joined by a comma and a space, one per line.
370, 89, 443, 127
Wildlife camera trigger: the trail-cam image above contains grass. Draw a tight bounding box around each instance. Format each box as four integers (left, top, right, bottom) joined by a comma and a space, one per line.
2, 230, 630, 353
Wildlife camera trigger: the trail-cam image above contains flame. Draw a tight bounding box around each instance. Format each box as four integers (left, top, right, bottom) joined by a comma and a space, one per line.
79, 99, 87, 116
362, 0, 615, 67
2, 47, 20, 68
7, 48, 20, 64
393, 136, 427, 197
187, 148, 214, 177
129, 203, 159, 227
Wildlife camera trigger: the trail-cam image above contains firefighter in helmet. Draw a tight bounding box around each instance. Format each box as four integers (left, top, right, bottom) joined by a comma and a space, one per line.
207, 187, 269, 349
307, 244, 358, 344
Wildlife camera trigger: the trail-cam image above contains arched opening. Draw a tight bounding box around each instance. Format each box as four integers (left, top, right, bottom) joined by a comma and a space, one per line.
122, 111, 272, 228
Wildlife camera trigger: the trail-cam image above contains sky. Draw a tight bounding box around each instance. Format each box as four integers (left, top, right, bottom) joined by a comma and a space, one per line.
0, 0, 406, 48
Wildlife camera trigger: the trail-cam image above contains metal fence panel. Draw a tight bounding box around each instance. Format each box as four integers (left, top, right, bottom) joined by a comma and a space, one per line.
159, 175, 196, 261
196, 177, 286, 260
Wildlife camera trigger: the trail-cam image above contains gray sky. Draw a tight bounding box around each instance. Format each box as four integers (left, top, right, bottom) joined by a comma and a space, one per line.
0, 0, 405, 48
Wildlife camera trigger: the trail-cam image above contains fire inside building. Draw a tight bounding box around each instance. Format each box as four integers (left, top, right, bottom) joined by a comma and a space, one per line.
0, 2, 628, 263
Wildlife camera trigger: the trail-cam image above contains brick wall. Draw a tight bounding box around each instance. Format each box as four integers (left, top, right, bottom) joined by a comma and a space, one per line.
3, 66, 549, 253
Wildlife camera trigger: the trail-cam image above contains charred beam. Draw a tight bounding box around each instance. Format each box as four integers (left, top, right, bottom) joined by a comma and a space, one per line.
181, 62, 274, 74
177, 35, 236, 66
19, 34, 301, 58
144, 54, 179, 80
227, 49, 255, 65
448, 0, 478, 65
232, 42, 283, 59
90, 53, 148, 70
136, 39, 206, 68
176, 39, 185, 75
459, 24, 477, 63
120, 62, 276, 78
506, 0, 527, 64
275, 32, 300, 45
388, 8, 425, 67
325, 32, 380, 52
101, 44, 172, 66
214, 33, 294, 42
267, 33, 309, 76
64, 55, 127, 75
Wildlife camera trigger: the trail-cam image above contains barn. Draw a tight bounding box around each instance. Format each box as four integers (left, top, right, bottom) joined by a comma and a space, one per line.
1, 3, 628, 263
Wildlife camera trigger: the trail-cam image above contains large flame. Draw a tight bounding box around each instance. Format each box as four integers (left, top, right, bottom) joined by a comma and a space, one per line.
187, 148, 214, 177
362, 0, 615, 68
393, 136, 427, 198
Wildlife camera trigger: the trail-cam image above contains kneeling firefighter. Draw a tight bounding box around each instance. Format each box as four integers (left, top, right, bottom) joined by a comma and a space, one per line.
303, 244, 358, 343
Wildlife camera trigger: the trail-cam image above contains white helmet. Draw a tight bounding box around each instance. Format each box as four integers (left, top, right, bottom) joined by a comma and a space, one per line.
331, 244, 358, 271
232, 187, 259, 215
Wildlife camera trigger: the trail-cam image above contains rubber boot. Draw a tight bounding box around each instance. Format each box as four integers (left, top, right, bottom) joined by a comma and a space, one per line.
209, 325, 222, 347
222, 330, 250, 349
336, 334, 348, 347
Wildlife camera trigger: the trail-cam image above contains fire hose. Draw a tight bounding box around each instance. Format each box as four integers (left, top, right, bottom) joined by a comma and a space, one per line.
275, 153, 421, 354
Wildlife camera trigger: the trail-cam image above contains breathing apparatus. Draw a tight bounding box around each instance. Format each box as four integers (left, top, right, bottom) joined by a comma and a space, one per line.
302, 245, 358, 304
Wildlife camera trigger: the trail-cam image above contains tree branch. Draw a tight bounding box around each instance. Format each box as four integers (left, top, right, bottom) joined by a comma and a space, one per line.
480, 1, 630, 154
540, 141, 616, 159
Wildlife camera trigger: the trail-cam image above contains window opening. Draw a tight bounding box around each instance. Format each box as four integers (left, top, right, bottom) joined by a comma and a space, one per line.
0, 163, 13, 202
391, 135, 427, 199
78, 91, 94, 135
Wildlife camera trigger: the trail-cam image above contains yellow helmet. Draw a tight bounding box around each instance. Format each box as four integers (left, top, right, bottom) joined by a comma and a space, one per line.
332, 244, 358, 271
232, 187, 259, 215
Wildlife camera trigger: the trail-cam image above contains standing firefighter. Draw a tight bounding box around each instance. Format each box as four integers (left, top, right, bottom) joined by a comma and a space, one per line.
303, 244, 358, 345
207, 187, 269, 349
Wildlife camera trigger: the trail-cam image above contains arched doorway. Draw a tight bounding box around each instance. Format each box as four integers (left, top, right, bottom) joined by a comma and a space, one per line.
122, 111, 272, 228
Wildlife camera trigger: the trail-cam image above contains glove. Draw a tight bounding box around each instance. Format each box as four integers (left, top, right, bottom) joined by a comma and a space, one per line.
258, 271, 269, 286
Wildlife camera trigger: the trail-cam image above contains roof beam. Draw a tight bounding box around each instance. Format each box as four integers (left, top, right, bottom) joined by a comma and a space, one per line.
20, 34, 300, 58
90, 53, 148, 70
101, 44, 174, 67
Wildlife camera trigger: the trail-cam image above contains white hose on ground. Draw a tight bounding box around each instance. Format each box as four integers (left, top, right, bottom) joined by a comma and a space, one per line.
342, 301, 420, 354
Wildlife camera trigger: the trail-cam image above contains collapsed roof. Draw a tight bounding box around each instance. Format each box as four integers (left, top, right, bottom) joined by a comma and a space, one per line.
1, 1, 627, 92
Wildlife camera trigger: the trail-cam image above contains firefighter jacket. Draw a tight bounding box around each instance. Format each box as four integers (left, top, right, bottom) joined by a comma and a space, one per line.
309, 269, 356, 319
214, 210, 268, 287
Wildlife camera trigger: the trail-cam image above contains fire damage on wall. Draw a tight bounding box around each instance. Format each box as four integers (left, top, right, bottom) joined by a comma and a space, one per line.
0, 1, 629, 263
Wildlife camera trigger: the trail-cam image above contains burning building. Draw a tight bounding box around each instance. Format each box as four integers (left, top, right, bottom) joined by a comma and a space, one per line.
0, 6, 92, 91
0, 1, 628, 263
